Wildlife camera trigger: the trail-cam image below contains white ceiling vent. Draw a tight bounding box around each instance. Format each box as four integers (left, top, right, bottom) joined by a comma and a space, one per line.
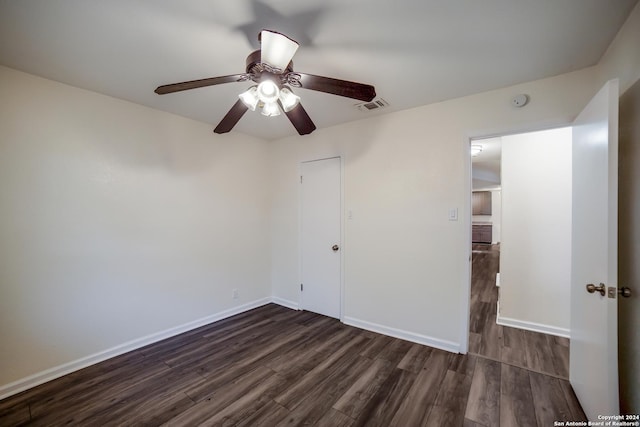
355, 98, 389, 112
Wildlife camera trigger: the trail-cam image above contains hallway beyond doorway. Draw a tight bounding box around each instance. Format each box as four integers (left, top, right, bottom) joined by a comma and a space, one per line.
469, 244, 570, 379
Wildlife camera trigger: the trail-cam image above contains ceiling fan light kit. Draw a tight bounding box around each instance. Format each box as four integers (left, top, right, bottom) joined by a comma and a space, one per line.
238, 82, 300, 115
154, 29, 377, 136
278, 87, 300, 112
261, 98, 281, 117
238, 86, 259, 111
257, 80, 279, 102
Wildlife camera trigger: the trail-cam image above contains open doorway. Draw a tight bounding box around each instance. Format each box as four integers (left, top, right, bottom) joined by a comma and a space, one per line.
468, 130, 571, 379
469, 137, 502, 359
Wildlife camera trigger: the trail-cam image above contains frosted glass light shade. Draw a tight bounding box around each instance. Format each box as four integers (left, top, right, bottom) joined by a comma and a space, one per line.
257, 80, 280, 103
261, 101, 281, 117
238, 86, 259, 111
279, 87, 300, 112
260, 30, 299, 72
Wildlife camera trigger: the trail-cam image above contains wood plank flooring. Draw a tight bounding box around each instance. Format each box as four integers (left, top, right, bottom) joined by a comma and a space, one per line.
469, 244, 571, 379
0, 245, 586, 426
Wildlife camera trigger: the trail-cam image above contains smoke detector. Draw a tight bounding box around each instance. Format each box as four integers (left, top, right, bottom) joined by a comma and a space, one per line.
511, 94, 529, 108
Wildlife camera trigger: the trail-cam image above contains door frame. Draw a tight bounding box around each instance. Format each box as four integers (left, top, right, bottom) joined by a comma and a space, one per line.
298, 156, 345, 320
461, 123, 574, 353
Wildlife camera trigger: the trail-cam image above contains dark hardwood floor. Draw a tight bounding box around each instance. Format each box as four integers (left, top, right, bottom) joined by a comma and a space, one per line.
1, 249, 586, 426
469, 244, 571, 379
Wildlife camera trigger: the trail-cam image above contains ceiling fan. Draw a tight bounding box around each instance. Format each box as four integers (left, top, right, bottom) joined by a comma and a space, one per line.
154, 30, 377, 136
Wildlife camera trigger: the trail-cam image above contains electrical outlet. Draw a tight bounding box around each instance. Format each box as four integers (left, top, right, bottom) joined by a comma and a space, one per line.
232, 289, 239, 299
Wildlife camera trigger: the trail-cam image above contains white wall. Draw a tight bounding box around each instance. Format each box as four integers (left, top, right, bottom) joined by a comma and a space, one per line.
0, 66, 271, 392
498, 128, 572, 335
270, 67, 599, 351
491, 190, 502, 243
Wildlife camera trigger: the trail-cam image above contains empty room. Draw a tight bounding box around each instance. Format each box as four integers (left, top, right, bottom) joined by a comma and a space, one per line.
1, 1, 639, 425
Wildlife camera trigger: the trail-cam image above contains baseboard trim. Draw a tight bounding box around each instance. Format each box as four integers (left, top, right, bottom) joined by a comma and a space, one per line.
496, 315, 570, 338
1, 299, 465, 400
342, 316, 461, 354
271, 297, 299, 311
0, 297, 272, 400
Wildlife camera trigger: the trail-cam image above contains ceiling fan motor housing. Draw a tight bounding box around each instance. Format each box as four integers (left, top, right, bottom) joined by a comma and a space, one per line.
246, 50, 293, 79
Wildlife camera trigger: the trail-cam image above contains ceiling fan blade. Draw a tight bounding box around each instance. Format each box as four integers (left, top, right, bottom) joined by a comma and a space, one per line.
214, 100, 249, 134
155, 74, 247, 95
295, 73, 376, 102
281, 102, 316, 135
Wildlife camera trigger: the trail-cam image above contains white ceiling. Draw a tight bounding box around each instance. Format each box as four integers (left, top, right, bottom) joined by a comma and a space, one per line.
0, 0, 637, 140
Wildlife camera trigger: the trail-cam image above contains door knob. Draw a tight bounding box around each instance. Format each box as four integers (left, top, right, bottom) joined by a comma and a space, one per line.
618, 287, 632, 298
332, 244, 340, 252
586, 283, 606, 296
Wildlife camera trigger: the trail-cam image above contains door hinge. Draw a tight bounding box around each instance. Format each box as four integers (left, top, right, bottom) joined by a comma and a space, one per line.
300, 175, 303, 184
301, 283, 303, 291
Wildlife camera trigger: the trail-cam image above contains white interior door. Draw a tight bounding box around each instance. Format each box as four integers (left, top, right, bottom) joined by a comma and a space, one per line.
300, 157, 341, 319
570, 79, 619, 418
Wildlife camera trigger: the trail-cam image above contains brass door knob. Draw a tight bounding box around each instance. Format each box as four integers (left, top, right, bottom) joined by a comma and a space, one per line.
619, 287, 632, 298
586, 283, 606, 296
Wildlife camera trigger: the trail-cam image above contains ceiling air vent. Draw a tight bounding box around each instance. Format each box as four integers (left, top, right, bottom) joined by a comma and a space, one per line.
355, 98, 389, 112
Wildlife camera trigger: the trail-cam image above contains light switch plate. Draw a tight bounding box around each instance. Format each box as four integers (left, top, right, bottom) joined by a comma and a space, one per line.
448, 208, 458, 221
